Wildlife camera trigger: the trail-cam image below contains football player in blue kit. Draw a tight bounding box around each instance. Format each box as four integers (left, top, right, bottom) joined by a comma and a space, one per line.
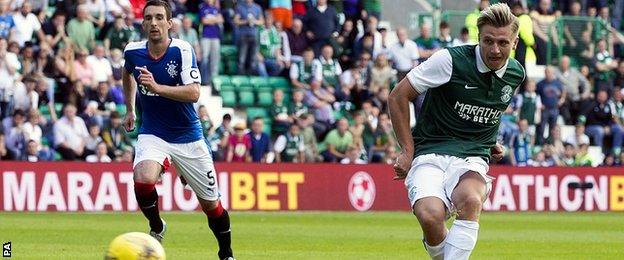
122, 1, 233, 259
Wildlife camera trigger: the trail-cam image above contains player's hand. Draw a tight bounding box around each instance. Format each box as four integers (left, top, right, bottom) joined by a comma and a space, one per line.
136, 66, 161, 94
123, 112, 136, 132
393, 151, 412, 180
490, 143, 505, 162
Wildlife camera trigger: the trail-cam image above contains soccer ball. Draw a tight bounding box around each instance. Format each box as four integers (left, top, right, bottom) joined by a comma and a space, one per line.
105, 232, 166, 260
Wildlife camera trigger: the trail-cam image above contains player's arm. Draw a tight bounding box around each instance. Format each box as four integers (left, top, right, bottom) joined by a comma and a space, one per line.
122, 67, 137, 131
389, 49, 452, 179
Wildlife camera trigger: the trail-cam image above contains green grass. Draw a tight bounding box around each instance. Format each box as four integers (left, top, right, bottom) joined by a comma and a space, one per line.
0, 212, 623, 259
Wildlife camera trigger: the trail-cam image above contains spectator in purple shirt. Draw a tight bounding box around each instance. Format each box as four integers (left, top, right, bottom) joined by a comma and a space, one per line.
287, 18, 308, 63
235, 0, 264, 75
199, 0, 223, 85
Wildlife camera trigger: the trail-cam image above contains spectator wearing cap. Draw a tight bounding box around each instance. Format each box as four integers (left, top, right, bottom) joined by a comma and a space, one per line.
226, 121, 252, 162
102, 111, 132, 155
234, 0, 263, 75
584, 90, 623, 155
302, 0, 340, 55
199, 0, 223, 85
388, 26, 419, 81
54, 104, 89, 160
248, 117, 271, 163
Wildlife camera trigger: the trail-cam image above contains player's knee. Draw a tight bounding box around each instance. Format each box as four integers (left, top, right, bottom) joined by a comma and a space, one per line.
199, 199, 222, 217
414, 206, 445, 227
455, 195, 483, 218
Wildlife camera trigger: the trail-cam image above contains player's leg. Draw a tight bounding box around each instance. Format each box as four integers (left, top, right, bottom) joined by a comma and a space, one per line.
171, 140, 233, 259
198, 198, 233, 260
134, 161, 166, 238
405, 154, 450, 260
413, 198, 447, 260
444, 171, 487, 260
132, 135, 171, 241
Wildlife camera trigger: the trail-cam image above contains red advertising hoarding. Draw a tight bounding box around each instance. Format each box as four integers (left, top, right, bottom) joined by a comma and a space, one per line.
1, 162, 623, 212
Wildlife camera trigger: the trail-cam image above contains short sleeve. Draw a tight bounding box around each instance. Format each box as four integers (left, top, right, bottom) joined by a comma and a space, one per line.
406, 49, 453, 94
289, 64, 299, 80
179, 42, 201, 85
274, 135, 287, 152
123, 49, 134, 73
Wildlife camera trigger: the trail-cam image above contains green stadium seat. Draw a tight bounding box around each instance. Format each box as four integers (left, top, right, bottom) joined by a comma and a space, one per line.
226, 60, 238, 75
54, 103, 63, 115
256, 91, 273, 107
246, 107, 269, 120
268, 77, 291, 90
231, 75, 253, 91
250, 76, 270, 88
238, 90, 255, 107
220, 90, 237, 107
39, 105, 50, 117
212, 76, 231, 91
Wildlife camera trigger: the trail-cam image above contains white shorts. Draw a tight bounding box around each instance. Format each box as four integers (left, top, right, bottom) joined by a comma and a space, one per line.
404, 153, 492, 210
134, 134, 219, 201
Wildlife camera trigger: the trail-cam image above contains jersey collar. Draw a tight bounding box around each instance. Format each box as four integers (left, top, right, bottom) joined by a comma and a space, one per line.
475, 45, 508, 78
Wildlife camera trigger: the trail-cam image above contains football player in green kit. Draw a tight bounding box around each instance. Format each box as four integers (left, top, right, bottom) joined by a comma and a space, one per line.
388, 3, 524, 260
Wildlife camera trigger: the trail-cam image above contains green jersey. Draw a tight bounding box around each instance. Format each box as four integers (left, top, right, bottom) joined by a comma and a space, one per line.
259, 26, 282, 59
407, 45, 525, 160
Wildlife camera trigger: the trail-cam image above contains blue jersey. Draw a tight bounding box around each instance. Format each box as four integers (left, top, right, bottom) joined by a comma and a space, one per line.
124, 38, 203, 143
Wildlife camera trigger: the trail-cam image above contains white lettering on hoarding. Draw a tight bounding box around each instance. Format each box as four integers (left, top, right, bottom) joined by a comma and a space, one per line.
67, 172, 94, 211
3, 172, 35, 211
511, 175, 534, 211
119, 172, 137, 211
559, 175, 582, 211
219, 172, 229, 210
94, 173, 122, 211
535, 175, 558, 211
491, 175, 516, 210
584, 175, 608, 211
37, 172, 67, 211
156, 173, 173, 211
174, 178, 198, 211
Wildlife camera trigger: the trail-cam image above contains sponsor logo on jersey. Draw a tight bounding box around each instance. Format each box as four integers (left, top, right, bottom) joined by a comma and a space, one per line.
454, 101, 502, 125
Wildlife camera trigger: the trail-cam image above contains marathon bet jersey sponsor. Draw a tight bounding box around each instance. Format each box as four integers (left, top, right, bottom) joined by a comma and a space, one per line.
406, 45, 525, 160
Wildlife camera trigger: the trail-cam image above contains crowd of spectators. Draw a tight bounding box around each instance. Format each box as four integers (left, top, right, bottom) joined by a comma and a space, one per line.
0, 0, 623, 167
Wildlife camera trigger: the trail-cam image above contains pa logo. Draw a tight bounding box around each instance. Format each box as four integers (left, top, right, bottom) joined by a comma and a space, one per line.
3, 241, 10, 257
348, 171, 376, 211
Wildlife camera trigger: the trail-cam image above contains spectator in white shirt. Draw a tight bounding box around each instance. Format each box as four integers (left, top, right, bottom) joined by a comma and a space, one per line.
86, 141, 112, 162
86, 45, 113, 85
12, 76, 39, 112
12, 2, 45, 47
388, 27, 419, 81
54, 103, 89, 160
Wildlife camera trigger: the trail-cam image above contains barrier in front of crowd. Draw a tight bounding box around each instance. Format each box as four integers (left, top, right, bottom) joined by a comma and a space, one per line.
1, 162, 623, 212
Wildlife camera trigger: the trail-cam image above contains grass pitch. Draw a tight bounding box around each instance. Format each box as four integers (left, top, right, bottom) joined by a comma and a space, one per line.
0, 211, 622, 259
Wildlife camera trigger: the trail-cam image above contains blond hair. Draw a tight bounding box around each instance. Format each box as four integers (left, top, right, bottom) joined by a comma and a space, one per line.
477, 3, 519, 36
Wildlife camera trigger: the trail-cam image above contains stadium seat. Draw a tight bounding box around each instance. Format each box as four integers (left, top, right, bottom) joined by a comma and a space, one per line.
268, 77, 291, 90
220, 90, 237, 107
238, 90, 255, 107
246, 107, 269, 120
220, 45, 237, 58
250, 76, 271, 90
256, 91, 273, 107
212, 76, 232, 92
231, 75, 253, 91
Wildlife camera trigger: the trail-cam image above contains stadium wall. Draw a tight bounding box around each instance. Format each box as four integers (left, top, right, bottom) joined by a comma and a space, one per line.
1, 162, 623, 212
